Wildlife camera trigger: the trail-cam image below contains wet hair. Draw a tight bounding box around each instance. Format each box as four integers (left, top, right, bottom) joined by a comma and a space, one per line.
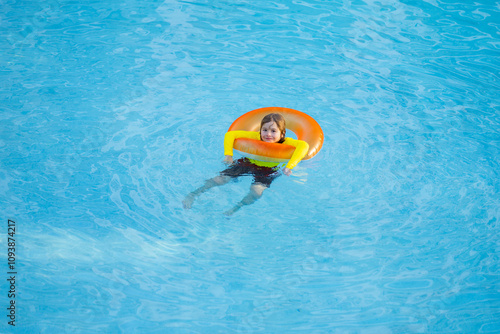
260, 113, 286, 143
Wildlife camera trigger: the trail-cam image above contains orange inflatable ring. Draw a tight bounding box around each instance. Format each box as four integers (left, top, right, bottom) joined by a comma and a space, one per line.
228, 107, 324, 162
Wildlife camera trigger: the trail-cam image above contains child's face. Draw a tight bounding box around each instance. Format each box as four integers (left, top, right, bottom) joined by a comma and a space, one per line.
261, 121, 282, 143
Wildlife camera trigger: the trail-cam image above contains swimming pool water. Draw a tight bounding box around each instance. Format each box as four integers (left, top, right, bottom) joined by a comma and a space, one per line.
1, 0, 499, 332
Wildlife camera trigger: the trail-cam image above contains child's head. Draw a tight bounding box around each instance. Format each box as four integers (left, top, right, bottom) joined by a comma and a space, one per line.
260, 113, 286, 143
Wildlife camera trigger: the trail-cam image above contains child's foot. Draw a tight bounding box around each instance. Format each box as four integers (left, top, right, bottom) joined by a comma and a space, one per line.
223, 203, 242, 216
223, 208, 235, 216
182, 194, 195, 209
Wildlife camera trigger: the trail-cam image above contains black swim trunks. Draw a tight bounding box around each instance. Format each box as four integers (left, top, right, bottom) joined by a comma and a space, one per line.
220, 158, 281, 188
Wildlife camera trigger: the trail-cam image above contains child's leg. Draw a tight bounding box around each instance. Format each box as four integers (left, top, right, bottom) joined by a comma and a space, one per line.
224, 183, 267, 216
183, 175, 231, 209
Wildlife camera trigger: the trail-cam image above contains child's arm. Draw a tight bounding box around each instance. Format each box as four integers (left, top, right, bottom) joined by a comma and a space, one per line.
283, 138, 310, 174
223, 130, 260, 158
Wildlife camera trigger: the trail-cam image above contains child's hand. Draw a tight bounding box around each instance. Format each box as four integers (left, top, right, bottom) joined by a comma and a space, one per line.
283, 167, 292, 176
223, 155, 233, 164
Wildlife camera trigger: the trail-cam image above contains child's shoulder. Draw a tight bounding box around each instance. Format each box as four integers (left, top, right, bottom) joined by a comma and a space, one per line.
283, 137, 305, 143
228, 130, 260, 138
283, 137, 309, 148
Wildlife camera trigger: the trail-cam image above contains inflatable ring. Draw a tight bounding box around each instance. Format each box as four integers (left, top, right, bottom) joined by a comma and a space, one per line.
228, 107, 324, 162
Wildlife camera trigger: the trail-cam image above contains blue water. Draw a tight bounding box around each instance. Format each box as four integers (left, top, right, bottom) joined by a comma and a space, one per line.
1, 0, 499, 332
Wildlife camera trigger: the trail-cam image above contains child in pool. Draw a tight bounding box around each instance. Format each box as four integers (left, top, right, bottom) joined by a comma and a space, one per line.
182, 113, 309, 215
